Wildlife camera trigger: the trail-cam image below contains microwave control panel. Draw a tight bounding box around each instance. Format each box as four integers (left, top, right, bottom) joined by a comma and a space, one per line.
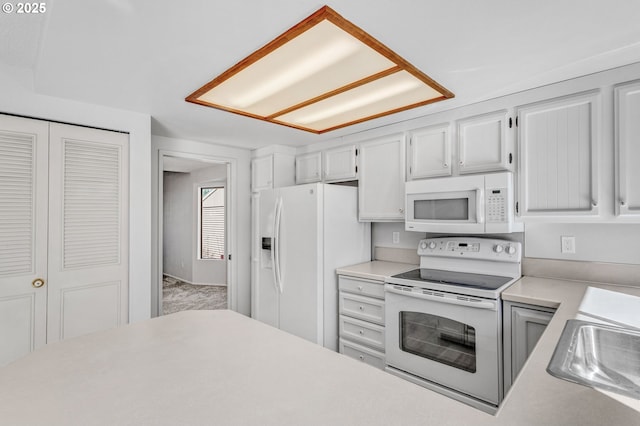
486, 188, 507, 223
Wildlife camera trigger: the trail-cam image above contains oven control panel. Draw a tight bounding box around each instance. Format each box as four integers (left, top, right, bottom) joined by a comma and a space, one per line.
418, 237, 521, 262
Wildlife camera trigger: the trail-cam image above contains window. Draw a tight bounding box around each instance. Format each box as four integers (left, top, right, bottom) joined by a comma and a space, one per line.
200, 186, 225, 259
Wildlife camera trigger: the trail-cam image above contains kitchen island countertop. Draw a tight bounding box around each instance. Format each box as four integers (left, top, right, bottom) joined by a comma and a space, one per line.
1, 277, 640, 425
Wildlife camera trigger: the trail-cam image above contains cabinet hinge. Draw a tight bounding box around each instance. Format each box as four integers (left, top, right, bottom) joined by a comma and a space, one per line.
509, 153, 513, 164
516, 116, 518, 127
515, 202, 519, 214
355, 165, 358, 174
355, 148, 358, 156
509, 117, 513, 128
228, 254, 232, 261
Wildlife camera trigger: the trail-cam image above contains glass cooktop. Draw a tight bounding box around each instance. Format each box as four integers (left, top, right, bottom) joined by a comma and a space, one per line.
391, 268, 513, 291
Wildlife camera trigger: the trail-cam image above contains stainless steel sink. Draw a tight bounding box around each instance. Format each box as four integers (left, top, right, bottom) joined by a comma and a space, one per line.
547, 319, 640, 399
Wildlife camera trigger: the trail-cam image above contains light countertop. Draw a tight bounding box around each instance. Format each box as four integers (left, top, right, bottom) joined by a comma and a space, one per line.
1, 276, 640, 425
336, 260, 417, 282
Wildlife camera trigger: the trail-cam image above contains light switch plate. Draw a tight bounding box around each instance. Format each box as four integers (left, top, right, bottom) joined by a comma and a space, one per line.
392, 231, 400, 244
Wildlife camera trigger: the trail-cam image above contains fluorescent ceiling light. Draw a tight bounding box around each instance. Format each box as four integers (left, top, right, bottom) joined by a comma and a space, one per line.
186, 6, 454, 134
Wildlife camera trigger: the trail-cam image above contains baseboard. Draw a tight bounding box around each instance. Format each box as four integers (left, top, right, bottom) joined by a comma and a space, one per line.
162, 273, 227, 287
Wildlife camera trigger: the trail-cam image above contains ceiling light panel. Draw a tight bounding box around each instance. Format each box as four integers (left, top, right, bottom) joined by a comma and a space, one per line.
274, 71, 443, 131
187, 6, 454, 134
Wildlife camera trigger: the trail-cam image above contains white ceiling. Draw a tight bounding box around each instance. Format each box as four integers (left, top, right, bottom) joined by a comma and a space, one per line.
2, 0, 640, 149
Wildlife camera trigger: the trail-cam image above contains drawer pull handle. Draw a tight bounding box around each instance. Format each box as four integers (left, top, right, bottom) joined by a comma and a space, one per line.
359, 330, 364, 335
358, 306, 364, 311
359, 355, 365, 361
357, 286, 363, 291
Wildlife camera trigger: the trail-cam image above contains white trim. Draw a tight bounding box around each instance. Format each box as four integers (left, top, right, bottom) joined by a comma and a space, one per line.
157, 150, 237, 316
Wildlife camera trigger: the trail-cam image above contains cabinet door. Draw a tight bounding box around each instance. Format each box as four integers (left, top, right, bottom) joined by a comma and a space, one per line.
517, 91, 600, 217
47, 124, 129, 342
615, 81, 640, 216
324, 145, 357, 182
0, 115, 49, 367
295, 152, 322, 184
511, 306, 553, 383
457, 110, 513, 174
251, 156, 273, 192
407, 124, 452, 179
358, 134, 406, 221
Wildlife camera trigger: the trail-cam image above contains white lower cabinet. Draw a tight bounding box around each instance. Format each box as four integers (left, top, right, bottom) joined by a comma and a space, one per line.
503, 301, 556, 394
339, 338, 386, 370
339, 315, 385, 350
338, 275, 386, 369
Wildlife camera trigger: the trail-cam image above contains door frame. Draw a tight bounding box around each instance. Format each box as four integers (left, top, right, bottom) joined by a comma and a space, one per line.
156, 150, 237, 315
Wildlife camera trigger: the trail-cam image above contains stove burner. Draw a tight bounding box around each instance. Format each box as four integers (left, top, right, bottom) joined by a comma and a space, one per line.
391, 268, 512, 291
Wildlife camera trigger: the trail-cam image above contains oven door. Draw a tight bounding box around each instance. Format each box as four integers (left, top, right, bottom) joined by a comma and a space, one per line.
385, 284, 501, 405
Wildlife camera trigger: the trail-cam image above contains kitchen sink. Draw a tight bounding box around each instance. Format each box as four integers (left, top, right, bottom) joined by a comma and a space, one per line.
547, 319, 640, 399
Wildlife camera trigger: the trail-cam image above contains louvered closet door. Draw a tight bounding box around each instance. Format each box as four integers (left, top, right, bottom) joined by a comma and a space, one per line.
0, 115, 49, 366
47, 123, 129, 342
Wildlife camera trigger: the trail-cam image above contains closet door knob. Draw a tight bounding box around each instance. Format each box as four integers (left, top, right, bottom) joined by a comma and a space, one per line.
32, 278, 45, 288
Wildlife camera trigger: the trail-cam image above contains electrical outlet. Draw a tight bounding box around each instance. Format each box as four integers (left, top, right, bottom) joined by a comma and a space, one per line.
561, 236, 576, 254
392, 232, 400, 244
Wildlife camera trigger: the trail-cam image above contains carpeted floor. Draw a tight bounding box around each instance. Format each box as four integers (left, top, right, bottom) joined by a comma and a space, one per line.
162, 275, 227, 315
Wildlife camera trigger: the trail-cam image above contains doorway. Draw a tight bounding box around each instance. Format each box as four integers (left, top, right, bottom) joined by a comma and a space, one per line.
158, 154, 233, 315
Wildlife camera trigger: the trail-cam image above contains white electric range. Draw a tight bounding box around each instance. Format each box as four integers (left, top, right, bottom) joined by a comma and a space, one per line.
384, 237, 522, 414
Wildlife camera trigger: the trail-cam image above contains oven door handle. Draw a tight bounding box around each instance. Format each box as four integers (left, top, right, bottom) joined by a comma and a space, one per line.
385, 285, 497, 311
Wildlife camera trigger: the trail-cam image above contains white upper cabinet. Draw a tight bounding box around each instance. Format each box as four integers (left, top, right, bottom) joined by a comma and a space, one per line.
252, 156, 273, 192
295, 152, 322, 184
457, 109, 513, 174
517, 90, 600, 217
615, 80, 640, 216
324, 145, 357, 182
407, 124, 451, 179
358, 134, 406, 221
252, 153, 294, 192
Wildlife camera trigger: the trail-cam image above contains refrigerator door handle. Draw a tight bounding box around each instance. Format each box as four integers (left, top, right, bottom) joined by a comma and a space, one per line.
273, 197, 284, 294
270, 199, 279, 293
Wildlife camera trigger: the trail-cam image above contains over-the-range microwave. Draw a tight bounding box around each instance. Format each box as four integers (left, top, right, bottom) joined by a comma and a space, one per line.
405, 172, 522, 234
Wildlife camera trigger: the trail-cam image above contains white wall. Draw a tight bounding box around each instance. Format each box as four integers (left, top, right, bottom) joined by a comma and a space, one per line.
0, 64, 152, 322
371, 223, 425, 251
152, 136, 251, 317
525, 223, 640, 265
162, 165, 228, 285
163, 171, 194, 282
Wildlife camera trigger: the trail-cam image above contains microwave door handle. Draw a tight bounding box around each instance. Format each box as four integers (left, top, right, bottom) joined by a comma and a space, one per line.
476, 188, 485, 224
385, 285, 497, 311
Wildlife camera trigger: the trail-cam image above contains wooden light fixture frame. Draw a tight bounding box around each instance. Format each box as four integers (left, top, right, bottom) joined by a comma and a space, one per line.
186, 5, 454, 134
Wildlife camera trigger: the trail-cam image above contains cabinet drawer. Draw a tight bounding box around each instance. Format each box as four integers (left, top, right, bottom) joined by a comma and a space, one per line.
339, 338, 386, 370
338, 276, 384, 299
340, 292, 385, 325
339, 315, 385, 350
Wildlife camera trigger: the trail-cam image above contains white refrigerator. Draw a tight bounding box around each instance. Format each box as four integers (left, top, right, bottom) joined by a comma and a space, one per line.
252, 183, 371, 351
